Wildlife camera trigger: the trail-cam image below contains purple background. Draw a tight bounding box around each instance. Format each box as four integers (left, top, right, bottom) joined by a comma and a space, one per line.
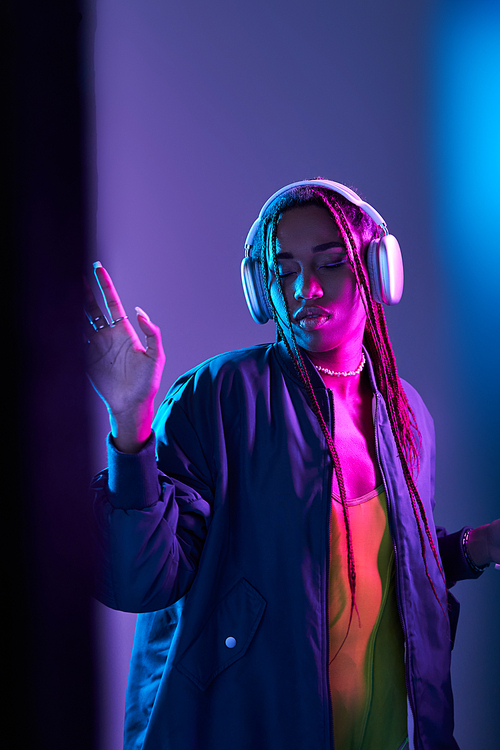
88, 1, 500, 747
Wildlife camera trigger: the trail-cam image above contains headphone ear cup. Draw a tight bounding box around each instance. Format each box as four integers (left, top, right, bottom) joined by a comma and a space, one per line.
366, 239, 383, 304
366, 235, 404, 305
240, 257, 274, 324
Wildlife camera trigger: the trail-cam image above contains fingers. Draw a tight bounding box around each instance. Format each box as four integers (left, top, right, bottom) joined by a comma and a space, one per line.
135, 306, 165, 362
85, 263, 164, 361
135, 306, 151, 323
93, 262, 127, 324
83, 274, 110, 333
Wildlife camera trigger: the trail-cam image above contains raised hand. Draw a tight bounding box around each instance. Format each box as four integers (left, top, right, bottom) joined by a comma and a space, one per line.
84, 263, 165, 452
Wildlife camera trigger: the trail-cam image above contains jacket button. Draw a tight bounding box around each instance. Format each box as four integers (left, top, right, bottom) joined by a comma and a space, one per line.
225, 636, 237, 648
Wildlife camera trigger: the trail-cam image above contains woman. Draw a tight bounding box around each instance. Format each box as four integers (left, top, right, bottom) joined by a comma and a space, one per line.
86, 180, 499, 750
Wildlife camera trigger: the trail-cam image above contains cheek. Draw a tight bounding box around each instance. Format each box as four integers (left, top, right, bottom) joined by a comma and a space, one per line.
336, 286, 366, 325
322, 267, 357, 305
268, 276, 292, 312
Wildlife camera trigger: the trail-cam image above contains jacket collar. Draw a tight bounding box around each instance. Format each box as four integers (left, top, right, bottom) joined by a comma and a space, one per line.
274, 339, 325, 390
274, 339, 381, 397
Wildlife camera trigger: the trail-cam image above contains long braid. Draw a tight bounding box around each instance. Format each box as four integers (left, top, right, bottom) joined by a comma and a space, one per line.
320, 192, 447, 610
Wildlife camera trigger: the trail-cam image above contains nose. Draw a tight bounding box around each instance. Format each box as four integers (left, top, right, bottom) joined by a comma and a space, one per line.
294, 270, 323, 300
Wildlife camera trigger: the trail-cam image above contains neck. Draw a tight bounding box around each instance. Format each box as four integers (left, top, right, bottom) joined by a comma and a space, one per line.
308, 340, 364, 375
307, 346, 366, 399
315, 352, 365, 377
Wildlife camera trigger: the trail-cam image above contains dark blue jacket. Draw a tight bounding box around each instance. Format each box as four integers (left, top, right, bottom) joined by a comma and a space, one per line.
92, 342, 479, 749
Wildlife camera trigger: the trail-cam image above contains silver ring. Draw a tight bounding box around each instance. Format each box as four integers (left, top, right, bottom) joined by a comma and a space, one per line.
91, 315, 109, 331
111, 316, 128, 326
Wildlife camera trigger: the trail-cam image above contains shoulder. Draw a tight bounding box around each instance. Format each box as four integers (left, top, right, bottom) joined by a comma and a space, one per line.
153, 342, 278, 441
399, 378, 432, 416
399, 377, 435, 443
365, 350, 434, 436
163, 343, 277, 402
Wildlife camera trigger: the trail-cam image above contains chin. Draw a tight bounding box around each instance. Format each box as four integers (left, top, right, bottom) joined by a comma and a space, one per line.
293, 332, 341, 354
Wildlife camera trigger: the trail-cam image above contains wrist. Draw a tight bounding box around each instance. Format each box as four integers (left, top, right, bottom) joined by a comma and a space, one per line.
464, 525, 491, 570
109, 401, 154, 454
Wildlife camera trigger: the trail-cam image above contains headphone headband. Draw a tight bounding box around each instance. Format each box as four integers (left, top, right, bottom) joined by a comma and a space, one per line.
244, 179, 388, 253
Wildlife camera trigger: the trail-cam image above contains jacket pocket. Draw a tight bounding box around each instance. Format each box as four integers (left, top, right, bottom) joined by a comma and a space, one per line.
176, 578, 266, 690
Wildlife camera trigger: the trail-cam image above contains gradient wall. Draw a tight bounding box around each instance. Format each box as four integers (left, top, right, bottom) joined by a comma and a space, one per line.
89, 1, 499, 747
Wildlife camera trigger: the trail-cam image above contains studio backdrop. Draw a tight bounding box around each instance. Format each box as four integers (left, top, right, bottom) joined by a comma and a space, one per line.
88, 1, 500, 748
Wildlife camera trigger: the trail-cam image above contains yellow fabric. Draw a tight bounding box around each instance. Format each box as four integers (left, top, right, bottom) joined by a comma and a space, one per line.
329, 487, 407, 750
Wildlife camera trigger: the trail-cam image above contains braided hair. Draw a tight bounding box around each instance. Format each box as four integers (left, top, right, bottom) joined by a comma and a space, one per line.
252, 183, 447, 628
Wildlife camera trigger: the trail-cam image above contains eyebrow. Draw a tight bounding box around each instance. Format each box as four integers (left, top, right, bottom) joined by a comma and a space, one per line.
275, 241, 346, 259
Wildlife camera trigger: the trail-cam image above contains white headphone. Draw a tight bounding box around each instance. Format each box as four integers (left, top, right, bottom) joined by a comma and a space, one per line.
241, 179, 404, 324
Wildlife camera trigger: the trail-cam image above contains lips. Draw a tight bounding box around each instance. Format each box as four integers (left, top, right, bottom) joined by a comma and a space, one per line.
293, 306, 331, 330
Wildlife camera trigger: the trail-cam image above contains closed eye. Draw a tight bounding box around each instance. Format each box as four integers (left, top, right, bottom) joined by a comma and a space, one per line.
319, 257, 348, 269
272, 253, 348, 278
274, 262, 297, 278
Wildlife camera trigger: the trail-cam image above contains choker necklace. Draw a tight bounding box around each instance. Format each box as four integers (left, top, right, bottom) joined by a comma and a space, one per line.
314, 352, 365, 378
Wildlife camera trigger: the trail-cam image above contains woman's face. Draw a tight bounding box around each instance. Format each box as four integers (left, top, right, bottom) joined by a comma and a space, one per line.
267, 204, 367, 359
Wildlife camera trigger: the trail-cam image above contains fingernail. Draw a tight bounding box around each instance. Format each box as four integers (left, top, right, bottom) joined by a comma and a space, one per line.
135, 306, 150, 321
93, 261, 102, 269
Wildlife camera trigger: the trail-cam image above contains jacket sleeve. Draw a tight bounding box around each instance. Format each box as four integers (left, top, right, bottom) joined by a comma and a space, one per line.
91, 428, 212, 614
437, 526, 486, 588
